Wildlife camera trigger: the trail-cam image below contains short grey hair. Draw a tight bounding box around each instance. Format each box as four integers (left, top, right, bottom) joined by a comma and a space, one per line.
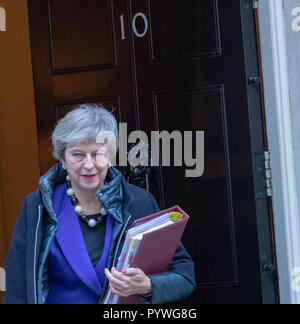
52, 103, 118, 161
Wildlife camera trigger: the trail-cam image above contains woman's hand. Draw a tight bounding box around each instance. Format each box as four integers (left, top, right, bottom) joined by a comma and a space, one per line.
104, 267, 152, 297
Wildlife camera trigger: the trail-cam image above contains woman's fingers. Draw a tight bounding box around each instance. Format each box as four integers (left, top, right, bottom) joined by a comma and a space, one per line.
104, 267, 152, 296
104, 268, 128, 288
124, 267, 141, 276
105, 268, 132, 297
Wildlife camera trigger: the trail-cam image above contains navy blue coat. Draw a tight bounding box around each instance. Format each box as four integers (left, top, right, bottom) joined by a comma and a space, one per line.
3, 164, 195, 304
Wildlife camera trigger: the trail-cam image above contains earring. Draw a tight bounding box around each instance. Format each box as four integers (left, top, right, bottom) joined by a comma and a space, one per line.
62, 164, 66, 170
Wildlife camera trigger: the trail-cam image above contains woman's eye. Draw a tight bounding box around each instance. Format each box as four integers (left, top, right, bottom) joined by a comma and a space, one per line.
73, 153, 84, 158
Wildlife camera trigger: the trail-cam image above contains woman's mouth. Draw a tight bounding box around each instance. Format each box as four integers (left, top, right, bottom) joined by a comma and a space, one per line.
82, 174, 97, 181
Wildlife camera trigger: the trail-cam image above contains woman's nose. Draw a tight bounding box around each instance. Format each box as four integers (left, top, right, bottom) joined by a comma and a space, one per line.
83, 154, 95, 169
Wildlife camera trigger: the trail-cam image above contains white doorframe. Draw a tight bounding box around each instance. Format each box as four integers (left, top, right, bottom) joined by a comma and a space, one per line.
258, 0, 300, 304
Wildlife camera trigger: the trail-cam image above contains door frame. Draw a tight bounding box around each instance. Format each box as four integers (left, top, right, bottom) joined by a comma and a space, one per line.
239, 0, 278, 304
258, 0, 300, 304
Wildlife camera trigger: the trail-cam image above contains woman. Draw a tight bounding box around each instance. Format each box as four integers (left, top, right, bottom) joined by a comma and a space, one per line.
3, 104, 195, 304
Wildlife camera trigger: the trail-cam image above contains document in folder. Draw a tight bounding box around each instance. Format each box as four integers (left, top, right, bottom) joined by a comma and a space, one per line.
103, 205, 190, 304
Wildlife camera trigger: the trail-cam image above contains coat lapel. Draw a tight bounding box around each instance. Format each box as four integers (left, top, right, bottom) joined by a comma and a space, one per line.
53, 183, 102, 296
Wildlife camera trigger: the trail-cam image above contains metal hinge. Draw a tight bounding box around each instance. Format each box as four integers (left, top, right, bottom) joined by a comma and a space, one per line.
253, 0, 259, 9
264, 151, 273, 197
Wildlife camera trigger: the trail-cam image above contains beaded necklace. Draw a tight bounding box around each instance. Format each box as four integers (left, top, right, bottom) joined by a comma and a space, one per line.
65, 175, 107, 228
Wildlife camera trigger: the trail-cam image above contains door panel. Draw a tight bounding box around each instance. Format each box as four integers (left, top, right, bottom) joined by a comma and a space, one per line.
148, 0, 220, 61
153, 86, 238, 287
28, 0, 278, 304
49, 0, 117, 72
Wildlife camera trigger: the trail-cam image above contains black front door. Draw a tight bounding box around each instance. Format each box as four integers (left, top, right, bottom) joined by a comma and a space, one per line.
28, 0, 278, 304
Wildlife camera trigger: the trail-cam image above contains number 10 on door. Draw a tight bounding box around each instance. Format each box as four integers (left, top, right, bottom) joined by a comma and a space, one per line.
120, 13, 149, 39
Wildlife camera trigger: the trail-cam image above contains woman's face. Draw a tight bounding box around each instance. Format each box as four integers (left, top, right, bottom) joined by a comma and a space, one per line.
63, 139, 110, 194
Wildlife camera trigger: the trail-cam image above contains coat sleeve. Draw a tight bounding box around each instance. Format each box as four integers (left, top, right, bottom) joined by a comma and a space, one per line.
3, 198, 28, 304
141, 192, 196, 304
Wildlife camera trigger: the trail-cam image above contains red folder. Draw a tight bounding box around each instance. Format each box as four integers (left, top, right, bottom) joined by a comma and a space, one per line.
111, 205, 190, 304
